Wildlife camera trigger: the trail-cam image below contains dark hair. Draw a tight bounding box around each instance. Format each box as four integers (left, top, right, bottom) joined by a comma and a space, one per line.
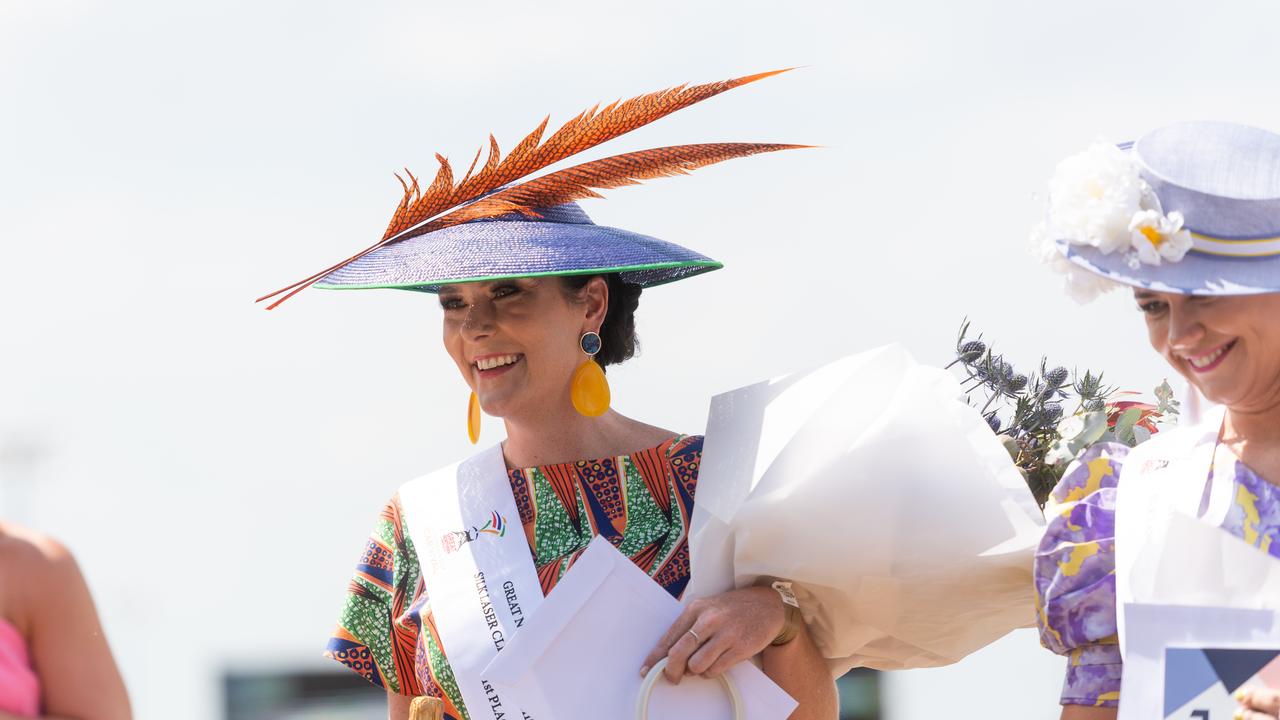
559, 274, 642, 370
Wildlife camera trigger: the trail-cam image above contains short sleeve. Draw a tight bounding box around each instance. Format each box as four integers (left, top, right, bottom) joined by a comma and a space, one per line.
325, 494, 425, 695
1035, 442, 1128, 708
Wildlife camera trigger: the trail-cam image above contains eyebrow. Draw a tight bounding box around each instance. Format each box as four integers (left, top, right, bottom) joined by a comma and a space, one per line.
1133, 290, 1157, 300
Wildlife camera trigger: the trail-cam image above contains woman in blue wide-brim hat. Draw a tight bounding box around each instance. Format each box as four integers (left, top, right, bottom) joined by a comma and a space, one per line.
260, 71, 838, 720
1032, 121, 1280, 719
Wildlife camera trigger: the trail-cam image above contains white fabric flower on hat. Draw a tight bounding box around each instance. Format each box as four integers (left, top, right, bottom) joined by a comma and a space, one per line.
1034, 139, 1199, 303
1031, 221, 1119, 303
1046, 142, 1146, 254
1129, 209, 1193, 265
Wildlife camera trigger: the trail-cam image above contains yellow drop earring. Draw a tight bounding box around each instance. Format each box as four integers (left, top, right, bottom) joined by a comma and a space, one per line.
570, 331, 610, 417
467, 390, 481, 444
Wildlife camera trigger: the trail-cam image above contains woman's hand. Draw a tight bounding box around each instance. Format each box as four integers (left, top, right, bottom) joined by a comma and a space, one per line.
641, 586, 785, 683
1237, 686, 1280, 718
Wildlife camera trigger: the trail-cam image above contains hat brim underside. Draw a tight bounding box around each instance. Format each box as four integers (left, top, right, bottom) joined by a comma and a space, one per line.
313, 220, 722, 293
1063, 242, 1280, 295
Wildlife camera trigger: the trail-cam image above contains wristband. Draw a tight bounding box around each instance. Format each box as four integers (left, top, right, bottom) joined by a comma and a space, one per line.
767, 581, 802, 646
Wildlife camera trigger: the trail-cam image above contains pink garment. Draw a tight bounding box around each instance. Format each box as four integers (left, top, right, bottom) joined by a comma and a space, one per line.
0, 618, 40, 717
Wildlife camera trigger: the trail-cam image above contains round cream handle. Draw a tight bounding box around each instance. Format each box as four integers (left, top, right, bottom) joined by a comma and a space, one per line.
635, 657, 744, 719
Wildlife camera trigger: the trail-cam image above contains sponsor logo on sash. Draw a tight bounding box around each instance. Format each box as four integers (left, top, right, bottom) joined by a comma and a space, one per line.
442, 510, 509, 554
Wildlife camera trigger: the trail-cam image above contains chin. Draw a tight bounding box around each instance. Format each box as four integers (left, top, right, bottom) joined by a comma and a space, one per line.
478, 388, 540, 420
475, 395, 512, 419
1175, 363, 1259, 412
1191, 379, 1247, 409
1198, 388, 1235, 408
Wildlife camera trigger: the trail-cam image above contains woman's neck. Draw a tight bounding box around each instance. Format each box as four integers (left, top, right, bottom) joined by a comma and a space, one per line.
1223, 398, 1280, 485
499, 403, 672, 469
1225, 397, 1280, 443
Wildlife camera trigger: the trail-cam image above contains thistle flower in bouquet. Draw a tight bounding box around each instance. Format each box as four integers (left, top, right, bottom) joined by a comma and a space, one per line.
950, 320, 1179, 505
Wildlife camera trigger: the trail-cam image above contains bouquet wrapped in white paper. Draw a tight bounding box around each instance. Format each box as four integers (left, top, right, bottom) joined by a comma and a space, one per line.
688, 343, 1046, 675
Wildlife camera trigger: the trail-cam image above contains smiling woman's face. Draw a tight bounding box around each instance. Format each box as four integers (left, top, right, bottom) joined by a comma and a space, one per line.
438, 277, 608, 420
1135, 289, 1280, 412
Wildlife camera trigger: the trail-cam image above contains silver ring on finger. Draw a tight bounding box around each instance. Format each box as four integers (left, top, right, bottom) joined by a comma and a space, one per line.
686, 629, 702, 645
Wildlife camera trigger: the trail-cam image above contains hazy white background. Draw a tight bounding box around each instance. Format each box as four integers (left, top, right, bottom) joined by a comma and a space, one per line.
3, 0, 1279, 717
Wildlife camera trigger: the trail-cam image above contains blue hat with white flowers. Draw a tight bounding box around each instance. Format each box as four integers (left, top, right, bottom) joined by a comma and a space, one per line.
1037, 121, 1280, 299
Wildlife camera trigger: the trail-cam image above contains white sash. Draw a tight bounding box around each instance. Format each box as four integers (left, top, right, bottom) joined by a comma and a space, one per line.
1114, 406, 1231, 656
399, 445, 543, 720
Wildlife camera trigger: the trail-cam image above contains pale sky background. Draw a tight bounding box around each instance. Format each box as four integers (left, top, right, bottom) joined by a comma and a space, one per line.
3, 0, 1279, 718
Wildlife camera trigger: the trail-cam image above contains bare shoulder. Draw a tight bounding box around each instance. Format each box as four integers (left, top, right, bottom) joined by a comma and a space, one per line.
1, 526, 129, 717
619, 416, 683, 450
0, 523, 84, 618
0, 522, 77, 572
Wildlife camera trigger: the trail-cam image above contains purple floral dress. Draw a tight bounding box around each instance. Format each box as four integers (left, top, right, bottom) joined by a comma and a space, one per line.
1035, 442, 1280, 707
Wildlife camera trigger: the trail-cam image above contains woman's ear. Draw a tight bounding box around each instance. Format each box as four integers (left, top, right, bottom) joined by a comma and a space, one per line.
583, 276, 610, 331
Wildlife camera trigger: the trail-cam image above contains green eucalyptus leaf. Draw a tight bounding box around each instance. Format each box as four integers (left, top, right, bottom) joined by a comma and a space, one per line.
1057, 414, 1086, 441
1133, 424, 1152, 445
1114, 407, 1143, 446
1079, 411, 1109, 445
1046, 439, 1078, 466
1155, 379, 1181, 419
1000, 436, 1020, 462
1115, 407, 1142, 435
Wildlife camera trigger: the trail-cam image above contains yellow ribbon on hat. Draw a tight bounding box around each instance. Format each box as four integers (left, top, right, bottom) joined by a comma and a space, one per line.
1190, 231, 1280, 257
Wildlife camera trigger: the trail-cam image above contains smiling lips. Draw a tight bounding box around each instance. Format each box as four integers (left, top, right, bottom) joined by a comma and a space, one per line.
474, 353, 523, 374
1185, 340, 1237, 373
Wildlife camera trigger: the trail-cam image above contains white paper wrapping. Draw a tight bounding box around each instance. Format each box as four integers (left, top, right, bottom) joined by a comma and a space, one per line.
688, 343, 1046, 675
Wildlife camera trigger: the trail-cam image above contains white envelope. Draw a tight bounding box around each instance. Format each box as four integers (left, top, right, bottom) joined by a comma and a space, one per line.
483, 536, 797, 720
1119, 512, 1280, 720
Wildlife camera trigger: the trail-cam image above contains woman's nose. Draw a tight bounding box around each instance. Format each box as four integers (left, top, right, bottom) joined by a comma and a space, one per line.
1166, 303, 1206, 351
461, 302, 495, 338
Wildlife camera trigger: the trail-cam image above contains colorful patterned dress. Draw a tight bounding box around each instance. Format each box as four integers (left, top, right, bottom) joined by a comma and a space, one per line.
1035, 441, 1280, 708
325, 434, 702, 719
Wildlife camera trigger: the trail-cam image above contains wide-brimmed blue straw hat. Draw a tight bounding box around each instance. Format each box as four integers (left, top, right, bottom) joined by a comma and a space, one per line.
313, 201, 721, 293
1045, 121, 1280, 296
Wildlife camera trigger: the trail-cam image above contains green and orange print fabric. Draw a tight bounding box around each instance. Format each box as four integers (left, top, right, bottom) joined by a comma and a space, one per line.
324, 434, 702, 719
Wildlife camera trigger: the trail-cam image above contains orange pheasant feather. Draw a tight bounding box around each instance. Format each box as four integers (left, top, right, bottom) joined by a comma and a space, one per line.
258, 69, 794, 309
414, 143, 810, 234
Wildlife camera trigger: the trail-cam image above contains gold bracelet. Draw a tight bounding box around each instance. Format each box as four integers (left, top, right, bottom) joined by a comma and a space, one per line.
409, 696, 445, 720
771, 603, 802, 646
763, 580, 802, 646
